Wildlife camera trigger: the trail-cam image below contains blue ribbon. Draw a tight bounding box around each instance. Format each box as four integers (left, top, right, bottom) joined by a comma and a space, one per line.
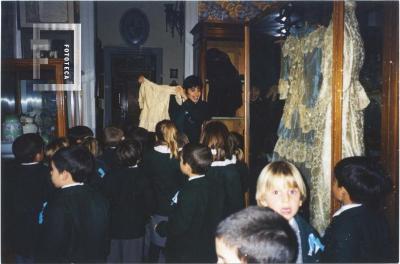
38, 201, 48, 224
308, 233, 324, 256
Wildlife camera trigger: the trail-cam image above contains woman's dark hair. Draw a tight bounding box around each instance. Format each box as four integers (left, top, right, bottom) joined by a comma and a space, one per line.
334, 156, 393, 208
216, 206, 298, 263
181, 143, 212, 175
116, 139, 142, 167
51, 145, 94, 183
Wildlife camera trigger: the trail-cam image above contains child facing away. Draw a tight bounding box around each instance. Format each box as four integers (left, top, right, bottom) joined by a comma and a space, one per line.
156, 143, 220, 263
82, 136, 109, 189
9, 133, 54, 263
44, 137, 69, 165
321, 156, 393, 263
171, 75, 210, 144
142, 120, 185, 262
103, 139, 151, 263
256, 161, 324, 263
37, 146, 110, 263
215, 206, 298, 264
201, 121, 244, 219
99, 126, 124, 169
67, 125, 94, 145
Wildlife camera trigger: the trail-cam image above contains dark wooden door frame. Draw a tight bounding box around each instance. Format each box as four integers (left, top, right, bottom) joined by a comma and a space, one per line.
103, 47, 162, 127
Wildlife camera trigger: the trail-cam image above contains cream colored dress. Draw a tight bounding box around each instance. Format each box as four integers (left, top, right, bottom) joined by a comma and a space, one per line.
273, 1, 370, 233
138, 78, 183, 132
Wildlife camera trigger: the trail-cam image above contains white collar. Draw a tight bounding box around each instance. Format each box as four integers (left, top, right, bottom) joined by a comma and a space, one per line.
211, 157, 236, 167
188, 174, 205, 181
61, 182, 84, 189
128, 165, 138, 168
154, 145, 171, 154
333, 203, 362, 217
21, 162, 39, 165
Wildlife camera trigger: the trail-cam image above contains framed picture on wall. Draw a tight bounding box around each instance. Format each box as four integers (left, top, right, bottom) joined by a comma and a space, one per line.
19, 1, 74, 28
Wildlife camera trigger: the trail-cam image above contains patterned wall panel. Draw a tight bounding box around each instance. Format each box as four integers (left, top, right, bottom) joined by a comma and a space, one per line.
198, 1, 273, 22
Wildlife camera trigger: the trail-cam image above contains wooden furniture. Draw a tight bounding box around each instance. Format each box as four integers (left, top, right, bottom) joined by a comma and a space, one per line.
191, 21, 249, 163
1, 59, 67, 137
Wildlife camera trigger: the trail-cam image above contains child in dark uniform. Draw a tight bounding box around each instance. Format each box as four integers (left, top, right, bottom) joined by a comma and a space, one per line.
256, 161, 323, 263
38, 146, 109, 263
104, 139, 150, 263
143, 120, 185, 262
172, 75, 210, 143
200, 121, 244, 220
9, 133, 53, 263
321, 156, 393, 263
156, 143, 218, 263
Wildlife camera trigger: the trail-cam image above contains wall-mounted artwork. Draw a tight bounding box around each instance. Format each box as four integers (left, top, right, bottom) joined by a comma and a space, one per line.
19, 1, 74, 28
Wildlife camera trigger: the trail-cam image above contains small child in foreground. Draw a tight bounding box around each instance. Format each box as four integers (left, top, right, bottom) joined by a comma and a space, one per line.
256, 161, 323, 263
215, 206, 298, 263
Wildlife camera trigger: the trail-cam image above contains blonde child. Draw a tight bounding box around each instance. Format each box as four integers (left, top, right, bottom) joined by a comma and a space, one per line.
256, 161, 323, 263
142, 120, 185, 262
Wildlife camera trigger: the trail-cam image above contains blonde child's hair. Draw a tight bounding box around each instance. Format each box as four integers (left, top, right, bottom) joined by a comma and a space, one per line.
82, 137, 102, 157
256, 161, 307, 206
155, 120, 179, 159
45, 137, 70, 159
103, 126, 124, 147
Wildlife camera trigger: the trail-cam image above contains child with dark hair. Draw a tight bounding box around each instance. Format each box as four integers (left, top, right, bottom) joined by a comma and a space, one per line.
125, 126, 153, 154
100, 126, 124, 169
67, 125, 94, 145
82, 136, 109, 189
321, 156, 393, 263
9, 133, 54, 263
156, 143, 218, 262
215, 206, 298, 264
172, 75, 210, 143
103, 139, 150, 263
200, 121, 244, 219
142, 120, 185, 262
38, 146, 109, 263
44, 137, 69, 164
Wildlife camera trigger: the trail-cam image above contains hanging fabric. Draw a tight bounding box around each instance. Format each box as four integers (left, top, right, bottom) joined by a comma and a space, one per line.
273, 1, 369, 234
138, 78, 183, 132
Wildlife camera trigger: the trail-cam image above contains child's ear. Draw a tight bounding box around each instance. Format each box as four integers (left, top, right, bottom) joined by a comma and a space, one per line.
61, 170, 71, 182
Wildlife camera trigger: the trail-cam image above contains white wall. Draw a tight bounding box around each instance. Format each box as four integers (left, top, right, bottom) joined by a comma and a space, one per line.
97, 1, 185, 84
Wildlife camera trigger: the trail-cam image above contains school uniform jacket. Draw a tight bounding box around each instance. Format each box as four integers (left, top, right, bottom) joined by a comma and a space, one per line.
9, 162, 54, 257
206, 161, 244, 220
321, 205, 392, 263
104, 166, 150, 239
157, 176, 219, 263
294, 214, 323, 263
38, 185, 110, 263
143, 148, 185, 216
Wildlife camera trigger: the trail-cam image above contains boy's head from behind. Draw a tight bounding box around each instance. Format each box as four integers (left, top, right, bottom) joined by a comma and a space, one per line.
103, 126, 124, 147
116, 139, 142, 167
180, 143, 212, 176
183, 75, 202, 104
333, 156, 392, 208
50, 145, 94, 188
12, 133, 44, 163
256, 161, 307, 220
68, 126, 94, 145
215, 206, 298, 264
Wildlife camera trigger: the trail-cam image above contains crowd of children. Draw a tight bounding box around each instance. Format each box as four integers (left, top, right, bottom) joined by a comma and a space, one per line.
4, 74, 395, 263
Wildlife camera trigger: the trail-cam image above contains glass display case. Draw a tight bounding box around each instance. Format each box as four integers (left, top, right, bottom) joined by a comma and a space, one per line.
1, 59, 67, 156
